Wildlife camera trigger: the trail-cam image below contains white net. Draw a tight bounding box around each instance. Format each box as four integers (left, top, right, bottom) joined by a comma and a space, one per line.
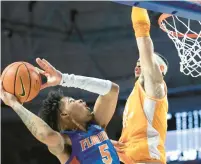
159, 15, 201, 77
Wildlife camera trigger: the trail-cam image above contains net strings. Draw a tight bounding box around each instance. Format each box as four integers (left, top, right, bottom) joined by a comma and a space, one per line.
160, 16, 201, 77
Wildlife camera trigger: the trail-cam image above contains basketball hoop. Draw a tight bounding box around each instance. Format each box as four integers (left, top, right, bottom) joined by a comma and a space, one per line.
158, 14, 201, 77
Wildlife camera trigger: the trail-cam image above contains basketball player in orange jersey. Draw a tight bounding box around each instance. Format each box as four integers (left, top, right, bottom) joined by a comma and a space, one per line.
114, 7, 169, 164
0, 58, 122, 164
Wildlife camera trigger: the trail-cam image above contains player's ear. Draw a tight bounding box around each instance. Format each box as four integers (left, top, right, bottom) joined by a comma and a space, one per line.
160, 65, 164, 72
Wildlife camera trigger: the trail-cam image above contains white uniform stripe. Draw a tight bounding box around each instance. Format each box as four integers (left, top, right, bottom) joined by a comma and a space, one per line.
144, 98, 160, 160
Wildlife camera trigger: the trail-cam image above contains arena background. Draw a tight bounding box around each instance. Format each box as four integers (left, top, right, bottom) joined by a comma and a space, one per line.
1, 1, 201, 164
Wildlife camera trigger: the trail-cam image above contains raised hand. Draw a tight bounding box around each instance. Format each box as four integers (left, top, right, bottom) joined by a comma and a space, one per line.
36, 58, 62, 90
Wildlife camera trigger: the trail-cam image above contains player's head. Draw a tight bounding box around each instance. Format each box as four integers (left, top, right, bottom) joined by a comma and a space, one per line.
134, 52, 168, 79
38, 90, 93, 132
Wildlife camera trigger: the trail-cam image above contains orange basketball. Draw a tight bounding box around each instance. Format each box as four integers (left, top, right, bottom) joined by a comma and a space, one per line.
1, 62, 42, 103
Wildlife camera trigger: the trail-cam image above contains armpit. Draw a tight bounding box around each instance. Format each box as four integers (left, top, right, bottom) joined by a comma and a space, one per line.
143, 79, 166, 99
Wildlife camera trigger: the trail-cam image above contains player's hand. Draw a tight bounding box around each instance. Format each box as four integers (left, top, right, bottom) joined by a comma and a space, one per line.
0, 80, 18, 107
110, 139, 125, 153
36, 58, 62, 90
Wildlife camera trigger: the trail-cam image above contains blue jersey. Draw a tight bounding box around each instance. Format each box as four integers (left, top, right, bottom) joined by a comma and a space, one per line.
61, 123, 120, 164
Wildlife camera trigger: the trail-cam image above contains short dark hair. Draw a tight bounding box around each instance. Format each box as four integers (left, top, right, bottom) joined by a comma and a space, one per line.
38, 89, 64, 131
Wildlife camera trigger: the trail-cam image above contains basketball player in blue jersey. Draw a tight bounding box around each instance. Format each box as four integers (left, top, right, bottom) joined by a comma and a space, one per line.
0, 58, 122, 164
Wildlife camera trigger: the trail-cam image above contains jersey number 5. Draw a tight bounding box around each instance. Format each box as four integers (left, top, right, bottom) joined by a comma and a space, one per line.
99, 144, 112, 164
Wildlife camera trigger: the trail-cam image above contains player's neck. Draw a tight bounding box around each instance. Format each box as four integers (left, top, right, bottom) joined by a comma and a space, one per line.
135, 76, 144, 84
77, 122, 88, 131
73, 120, 88, 131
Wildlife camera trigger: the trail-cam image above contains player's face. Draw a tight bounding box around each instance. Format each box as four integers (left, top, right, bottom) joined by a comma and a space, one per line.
61, 97, 93, 124
134, 60, 141, 78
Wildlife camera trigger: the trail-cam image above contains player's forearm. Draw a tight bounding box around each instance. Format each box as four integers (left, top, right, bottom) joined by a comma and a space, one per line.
11, 102, 54, 143
136, 37, 155, 67
60, 73, 117, 96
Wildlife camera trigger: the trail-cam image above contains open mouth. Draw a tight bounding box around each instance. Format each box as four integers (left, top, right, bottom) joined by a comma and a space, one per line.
83, 102, 93, 113
86, 106, 93, 113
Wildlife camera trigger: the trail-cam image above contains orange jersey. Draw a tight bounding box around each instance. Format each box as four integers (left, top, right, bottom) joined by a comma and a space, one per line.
118, 80, 168, 164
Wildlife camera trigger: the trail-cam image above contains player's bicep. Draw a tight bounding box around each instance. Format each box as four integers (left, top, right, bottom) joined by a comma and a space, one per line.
43, 132, 65, 155
48, 143, 65, 156
93, 83, 119, 128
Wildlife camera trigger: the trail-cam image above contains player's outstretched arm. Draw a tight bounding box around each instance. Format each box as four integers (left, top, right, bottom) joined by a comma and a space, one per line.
0, 81, 64, 153
36, 58, 119, 128
92, 83, 119, 129
132, 7, 165, 98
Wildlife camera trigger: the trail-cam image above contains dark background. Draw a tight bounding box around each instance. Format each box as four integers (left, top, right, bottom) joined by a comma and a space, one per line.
1, 1, 201, 164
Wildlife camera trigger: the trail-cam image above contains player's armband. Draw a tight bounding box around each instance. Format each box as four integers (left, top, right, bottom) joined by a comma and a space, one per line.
131, 7, 150, 38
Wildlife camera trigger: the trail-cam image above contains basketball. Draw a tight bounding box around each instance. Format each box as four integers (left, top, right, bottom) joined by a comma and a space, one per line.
1, 62, 42, 103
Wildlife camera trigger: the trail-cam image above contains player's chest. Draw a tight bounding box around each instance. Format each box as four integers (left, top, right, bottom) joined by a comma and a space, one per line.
73, 130, 109, 152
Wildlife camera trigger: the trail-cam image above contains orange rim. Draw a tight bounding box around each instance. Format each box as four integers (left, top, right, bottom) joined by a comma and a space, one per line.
158, 13, 198, 38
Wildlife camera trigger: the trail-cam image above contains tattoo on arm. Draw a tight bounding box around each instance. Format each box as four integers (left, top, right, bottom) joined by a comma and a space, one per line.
15, 108, 37, 135
13, 103, 52, 141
